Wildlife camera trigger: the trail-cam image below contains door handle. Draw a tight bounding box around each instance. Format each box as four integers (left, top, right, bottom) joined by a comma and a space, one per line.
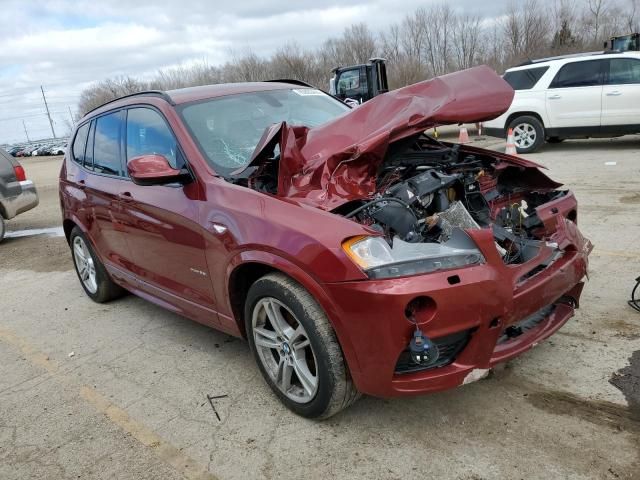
118, 191, 134, 202
606, 91, 622, 96
548, 94, 562, 99
77, 179, 86, 190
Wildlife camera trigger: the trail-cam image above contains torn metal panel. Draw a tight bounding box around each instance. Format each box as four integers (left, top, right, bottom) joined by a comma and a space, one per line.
247, 66, 516, 210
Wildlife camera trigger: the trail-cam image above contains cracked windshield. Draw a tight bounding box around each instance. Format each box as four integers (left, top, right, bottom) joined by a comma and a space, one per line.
180, 88, 349, 175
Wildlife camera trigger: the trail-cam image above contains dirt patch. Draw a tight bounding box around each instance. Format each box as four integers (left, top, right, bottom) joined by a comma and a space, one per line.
620, 193, 640, 204
526, 385, 640, 478
0, 235, 71, 272
527, 388, 639, 427
610, 350, 640, 420
608, 319, 640, 340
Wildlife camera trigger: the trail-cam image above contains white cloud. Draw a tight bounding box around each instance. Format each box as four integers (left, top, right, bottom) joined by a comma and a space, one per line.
0, 0, 508, 143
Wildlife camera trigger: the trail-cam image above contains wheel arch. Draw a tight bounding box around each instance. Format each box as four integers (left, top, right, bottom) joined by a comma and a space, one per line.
225, 252, 362, 376
506, 111, 545, 129
62, 218, 77, 244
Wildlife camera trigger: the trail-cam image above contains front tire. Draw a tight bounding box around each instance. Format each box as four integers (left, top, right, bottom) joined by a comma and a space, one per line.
70, 227, 125, 303
245, 273, 359, 419
508, 115, 545, 154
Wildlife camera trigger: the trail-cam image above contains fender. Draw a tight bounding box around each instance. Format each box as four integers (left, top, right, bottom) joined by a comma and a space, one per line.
223, 249, 363, 376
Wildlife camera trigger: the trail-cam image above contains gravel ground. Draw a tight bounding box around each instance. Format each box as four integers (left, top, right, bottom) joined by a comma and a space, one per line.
1, 135, 639, 479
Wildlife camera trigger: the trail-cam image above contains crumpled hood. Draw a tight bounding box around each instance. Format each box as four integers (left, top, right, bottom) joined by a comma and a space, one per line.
252, 65, 515, 211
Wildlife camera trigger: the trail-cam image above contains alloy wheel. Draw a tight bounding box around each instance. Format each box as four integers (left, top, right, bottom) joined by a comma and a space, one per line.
73, 236, 97, 294
252, 297, 318, 403
513, 123, 537, 149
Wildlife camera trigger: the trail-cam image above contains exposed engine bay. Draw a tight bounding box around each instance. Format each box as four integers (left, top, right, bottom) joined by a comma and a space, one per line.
231, 132, 570, 267
224, 66, 578, 271
332, 135, 569, 266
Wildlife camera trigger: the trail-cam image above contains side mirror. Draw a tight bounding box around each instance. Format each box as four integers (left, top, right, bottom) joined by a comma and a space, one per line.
127, 154, 190, 186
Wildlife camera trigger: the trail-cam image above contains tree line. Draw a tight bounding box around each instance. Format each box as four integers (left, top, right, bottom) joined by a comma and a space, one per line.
77, 0, 639, 115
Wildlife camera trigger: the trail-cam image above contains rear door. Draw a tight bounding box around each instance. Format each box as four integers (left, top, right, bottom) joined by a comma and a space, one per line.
545, 59, 605, 128
119, 107, 215, 311
601, 57, 640, 128
81, 111, 133, 270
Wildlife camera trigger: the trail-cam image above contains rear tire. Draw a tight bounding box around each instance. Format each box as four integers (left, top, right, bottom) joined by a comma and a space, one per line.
0, 217, 5, 243
245, 273, 360, 419
508, 115, 545, 154
70, 227, 125, 303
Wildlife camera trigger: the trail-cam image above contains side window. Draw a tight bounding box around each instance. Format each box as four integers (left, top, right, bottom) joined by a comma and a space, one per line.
549, 60, 604, 88
503, 66, 549, 90
126, 108, 178, 168
607, 59, 640, 85
71, 123, 89, 165
93, 112, 123, 176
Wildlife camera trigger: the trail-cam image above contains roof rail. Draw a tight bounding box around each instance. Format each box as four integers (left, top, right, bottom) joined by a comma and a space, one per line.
264, 79, 317, 88
84, 90, 174, 116
516, 50, 623, 66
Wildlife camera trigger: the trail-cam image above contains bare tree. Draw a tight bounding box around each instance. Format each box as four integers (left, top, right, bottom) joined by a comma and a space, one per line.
628, 0, 640, 31
586, 0, 608, 42
76, 0, 640, 113
78, 76, 147, 115
502, 0, 551, 63
452, 13, 483, 70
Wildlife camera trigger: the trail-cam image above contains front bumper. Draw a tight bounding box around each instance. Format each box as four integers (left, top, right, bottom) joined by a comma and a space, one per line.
323, 196, 592, 398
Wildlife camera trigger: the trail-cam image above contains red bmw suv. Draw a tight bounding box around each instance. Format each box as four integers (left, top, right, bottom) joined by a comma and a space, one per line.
60, 66, 591, 419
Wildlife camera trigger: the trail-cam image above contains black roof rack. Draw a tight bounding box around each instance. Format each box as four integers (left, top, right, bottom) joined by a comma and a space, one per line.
264, 79, 317, 88
84, 90, 174, 116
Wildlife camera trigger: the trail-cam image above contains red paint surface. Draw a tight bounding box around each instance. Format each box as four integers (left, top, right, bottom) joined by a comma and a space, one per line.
60, 68, 590, 398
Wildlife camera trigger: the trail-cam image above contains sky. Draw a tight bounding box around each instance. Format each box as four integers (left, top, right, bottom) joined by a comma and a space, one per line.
0, 0, 509, 144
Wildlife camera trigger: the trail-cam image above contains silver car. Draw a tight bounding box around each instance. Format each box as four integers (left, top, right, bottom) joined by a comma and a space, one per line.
0, 147, 39, 242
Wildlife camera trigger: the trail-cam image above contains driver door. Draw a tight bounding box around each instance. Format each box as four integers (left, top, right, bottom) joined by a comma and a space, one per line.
118, 107, 217, 318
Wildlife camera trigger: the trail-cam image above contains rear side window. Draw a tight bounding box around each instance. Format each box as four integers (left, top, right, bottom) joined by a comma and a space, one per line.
503, 67, 549, 90
93, 112, 123, 176
72, 123, 89, 165
549, 60, 604, 88
126, 108, 178, 168
607, 58, 640, 85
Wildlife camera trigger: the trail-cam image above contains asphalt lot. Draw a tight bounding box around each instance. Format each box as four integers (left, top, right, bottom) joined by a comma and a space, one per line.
1, 134, 639, 479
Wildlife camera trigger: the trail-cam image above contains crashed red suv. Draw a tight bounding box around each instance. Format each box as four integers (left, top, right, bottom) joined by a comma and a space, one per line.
60, 66, 591, 419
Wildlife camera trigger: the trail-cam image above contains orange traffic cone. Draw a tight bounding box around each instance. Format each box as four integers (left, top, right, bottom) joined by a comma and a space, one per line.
458, 126, 470, 143
505, 128, 518, 155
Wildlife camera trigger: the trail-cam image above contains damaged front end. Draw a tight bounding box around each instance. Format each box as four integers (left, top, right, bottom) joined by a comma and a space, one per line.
230, 65, 591, 280
223, 66, 592, 394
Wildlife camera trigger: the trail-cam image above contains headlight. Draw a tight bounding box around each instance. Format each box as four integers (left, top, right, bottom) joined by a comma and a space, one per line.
342, 228, 484, 279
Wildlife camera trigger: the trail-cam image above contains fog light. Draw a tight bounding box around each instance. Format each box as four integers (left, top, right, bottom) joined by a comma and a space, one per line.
409, 329, 439, 366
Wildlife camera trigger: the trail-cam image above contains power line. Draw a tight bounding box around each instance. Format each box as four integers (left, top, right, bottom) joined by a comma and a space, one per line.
0, 110, 69, 122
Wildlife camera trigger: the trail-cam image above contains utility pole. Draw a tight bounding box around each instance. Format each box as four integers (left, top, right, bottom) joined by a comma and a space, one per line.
40, 85, 56, 139
68, 106, 75, 127
22, 120, 31, 143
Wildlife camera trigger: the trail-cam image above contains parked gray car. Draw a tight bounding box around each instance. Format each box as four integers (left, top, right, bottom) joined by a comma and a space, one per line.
0, 147, 38, 242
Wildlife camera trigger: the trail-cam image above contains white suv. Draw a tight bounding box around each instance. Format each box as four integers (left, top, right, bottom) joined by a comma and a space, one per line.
483, 51, 640, 153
